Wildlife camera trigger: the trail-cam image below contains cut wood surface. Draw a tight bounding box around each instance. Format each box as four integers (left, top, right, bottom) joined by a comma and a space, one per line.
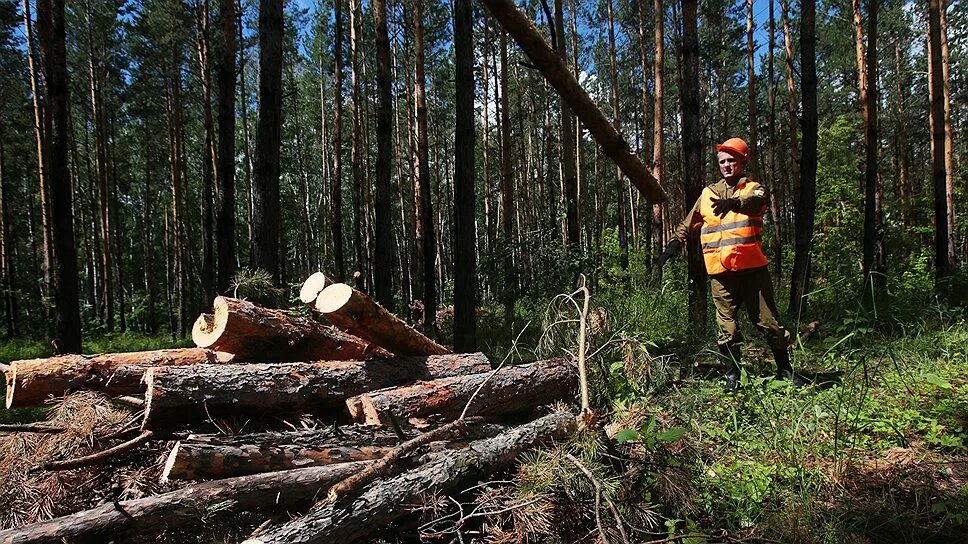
0, 461, 372, 544
476, 0, 665, 203
191, 296, 390, 361
4, 348, 233, 409
242, 411, 578, 544
142, 353, 493, 429
299, 272, 335, 305
346, 358, 575, 425
315, 283, 449, 356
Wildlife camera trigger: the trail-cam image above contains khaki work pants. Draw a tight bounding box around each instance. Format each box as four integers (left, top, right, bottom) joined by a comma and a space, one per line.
710, 266, 790, 352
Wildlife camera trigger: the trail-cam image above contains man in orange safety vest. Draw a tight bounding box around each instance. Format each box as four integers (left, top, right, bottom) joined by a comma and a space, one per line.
656, 137, 802, 390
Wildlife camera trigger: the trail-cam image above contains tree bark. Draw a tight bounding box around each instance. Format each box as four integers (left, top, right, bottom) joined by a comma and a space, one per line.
315, 283, 449, 355
332, 0, 346, 281
556, 0, 578, 253
681, 0, 706, 333
746, 0, 759, 179
0, 461, 371, 544
37, 0, 82, 353
789, 0, 818, 316
605, 0, 628, 273
5, 348, 233, 408
478, 0, 666, 203
652, 0, 665, 263
412, 0, 437, 332
0, 128, 15, 337
939, 3, 954, 268
142, 353, 492, 428
346, 358, 575, 425
349, 0, 366, 290
242, 411, 578, 544
928, 0, 948, 286
216, 0, 237, 295
251, 0, 283, 283
780, 0, 800, 233
372, 0, 393, 309
893, 44, 910, 225
162, 434, 397, 481
195, 0, 217, 305
453, 0, 477, 352
767, 0, 782, 285
861, 0, 884, 296
499, 30, 516, 324
191, 296, 390, 361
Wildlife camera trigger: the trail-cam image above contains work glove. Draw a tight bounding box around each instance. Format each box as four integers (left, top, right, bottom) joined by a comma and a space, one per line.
710, 197, 741, 218
655, 239, 681, 269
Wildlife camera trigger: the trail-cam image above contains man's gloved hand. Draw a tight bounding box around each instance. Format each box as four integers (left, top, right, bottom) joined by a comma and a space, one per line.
655, 239, 681, 269
711, 197, 741, 217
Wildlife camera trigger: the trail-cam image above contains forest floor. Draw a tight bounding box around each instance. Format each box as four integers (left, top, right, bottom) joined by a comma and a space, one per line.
1, 287, 967, 543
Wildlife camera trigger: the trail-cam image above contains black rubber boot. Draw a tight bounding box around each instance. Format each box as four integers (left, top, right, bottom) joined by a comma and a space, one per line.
719, 344, 742, 391
773, 347, 805, 387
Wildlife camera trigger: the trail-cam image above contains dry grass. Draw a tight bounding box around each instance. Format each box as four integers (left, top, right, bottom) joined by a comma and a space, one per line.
0, 391, 168, 529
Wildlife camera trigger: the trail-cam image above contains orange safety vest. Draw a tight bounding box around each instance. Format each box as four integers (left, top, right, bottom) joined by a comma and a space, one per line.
698, 178, 768, 275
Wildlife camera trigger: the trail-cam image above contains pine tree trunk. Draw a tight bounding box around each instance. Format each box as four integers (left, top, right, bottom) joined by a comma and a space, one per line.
605, 0, 628, 274
780, 0, 800, 236
893, 45, 910, 226
928, 0, 949, 286
861, 0, 884, 296
652, 0, 664, 264
0, 131, 15, 337
349, 0, 366, 291
767, 0, 782, 285
556, 0, 579, 253
499, 30, 515, 325
87, 24, 113, 331
252, 0, 283, 285
412, 0, 437, 332
789, 0, 818, 317
216, 0, 236, 294
373, 0, 393, 310
193, 0, 216, 307
681, 0, 706, 333
746, 0, 759, 179
332, 0, 346, 281
939, 3, 954, 267
453, 0, 477, 352
37, 0, 81, 353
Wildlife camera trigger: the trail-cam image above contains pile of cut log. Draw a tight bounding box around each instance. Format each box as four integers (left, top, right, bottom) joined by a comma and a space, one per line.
0, 273, 578, 544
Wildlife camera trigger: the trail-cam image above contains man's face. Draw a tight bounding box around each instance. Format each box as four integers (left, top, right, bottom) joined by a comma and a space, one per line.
718, 151, 745, 179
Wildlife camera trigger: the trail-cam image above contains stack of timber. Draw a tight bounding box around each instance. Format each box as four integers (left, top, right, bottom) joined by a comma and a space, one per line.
0, 273, 579, 543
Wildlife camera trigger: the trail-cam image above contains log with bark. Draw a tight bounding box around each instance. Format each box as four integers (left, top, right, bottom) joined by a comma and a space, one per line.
161, 426, 402, 481
161, 423, 505, 482
0, 461, 373, 544
299, 272, 335, 305
315, 283, 449, 356
345, 358, 575, 425
242, 411, 578, 544
4, 348, 234, 409
142, 353, 493, 429
191, 296, 390, 361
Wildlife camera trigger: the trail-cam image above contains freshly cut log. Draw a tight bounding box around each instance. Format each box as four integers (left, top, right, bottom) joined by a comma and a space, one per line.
242, 411, 578, 544
191, 296, 390, 361
4, 348, 233, 409
0, 461, 373, 544
299, 272, 335, 305
315, 283, 449, 356
142, 353, 493, 429
346, 358, 575, 425
162, 423, 508, 482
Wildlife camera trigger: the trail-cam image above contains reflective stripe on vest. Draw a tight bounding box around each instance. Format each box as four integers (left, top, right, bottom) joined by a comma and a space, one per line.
697, 179, 769, 275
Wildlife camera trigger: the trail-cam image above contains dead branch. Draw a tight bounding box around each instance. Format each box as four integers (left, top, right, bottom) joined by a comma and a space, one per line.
43, 430, 154, 471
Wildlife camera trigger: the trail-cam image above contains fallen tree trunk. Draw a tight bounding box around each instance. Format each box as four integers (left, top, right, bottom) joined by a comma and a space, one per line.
315, 283, 449, 356
476, 0, 665, 203
242, 411, 578, 544
4, 348, 233, 409
163, 423, 509, 482
142, 353, 493, 429
346, 358, 575, 425
191, 296, 390, 361
0, 461, 373, 544
299, 272, 335, 305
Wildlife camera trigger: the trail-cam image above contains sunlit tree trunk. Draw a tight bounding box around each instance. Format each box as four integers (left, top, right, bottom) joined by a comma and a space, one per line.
767, 0, 782, 285
195, 0, 216, 304
350, 0, 365, 291
605, 0, 628, 274
86, 8, 112, 331
746, 0, 759, 179
928, 0, 949, 286
939, 3, 954, 266
893, 45, 910, 226
413, 0, 437, 333
0, 129, 15, 337
652, 0, 664, 265
331, 0, 345, 281
556, 0, 578, 254
861, 0, 884, 296
499, 30, 515, 325
780, 0, 800, 235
